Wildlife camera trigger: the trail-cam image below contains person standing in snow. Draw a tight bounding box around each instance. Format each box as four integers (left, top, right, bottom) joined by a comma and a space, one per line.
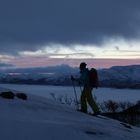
71, 62, 100, 115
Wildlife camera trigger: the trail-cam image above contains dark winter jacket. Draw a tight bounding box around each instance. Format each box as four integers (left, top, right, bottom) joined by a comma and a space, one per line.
79, 68, 90, 87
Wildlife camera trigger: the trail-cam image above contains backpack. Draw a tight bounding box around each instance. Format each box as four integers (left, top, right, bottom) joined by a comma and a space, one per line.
88, 68, 99, 88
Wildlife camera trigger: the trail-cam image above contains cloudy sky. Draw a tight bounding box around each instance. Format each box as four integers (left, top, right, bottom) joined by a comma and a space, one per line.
0, 0, 140, 68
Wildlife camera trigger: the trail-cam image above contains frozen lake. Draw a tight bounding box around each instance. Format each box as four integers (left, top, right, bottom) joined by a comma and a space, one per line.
0, 84, 140, 103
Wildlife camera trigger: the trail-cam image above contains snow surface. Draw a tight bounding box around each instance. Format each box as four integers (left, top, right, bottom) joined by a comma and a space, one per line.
0, 87, 140, 140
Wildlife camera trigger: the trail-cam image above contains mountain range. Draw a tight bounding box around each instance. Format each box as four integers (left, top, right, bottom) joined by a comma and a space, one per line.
0, 65, 140, 89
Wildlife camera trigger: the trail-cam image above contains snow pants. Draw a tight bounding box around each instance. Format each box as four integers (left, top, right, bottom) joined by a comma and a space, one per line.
80, 86, 100, 113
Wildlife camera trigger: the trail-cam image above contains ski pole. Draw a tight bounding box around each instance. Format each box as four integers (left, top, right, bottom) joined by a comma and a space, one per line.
71, 76, 79, 108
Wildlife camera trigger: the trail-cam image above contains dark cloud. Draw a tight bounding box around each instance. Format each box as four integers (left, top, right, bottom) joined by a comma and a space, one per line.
0, 0, 140, 54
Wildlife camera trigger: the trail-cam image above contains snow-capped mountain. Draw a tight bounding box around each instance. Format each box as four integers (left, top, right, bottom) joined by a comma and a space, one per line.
99, 65, 140, 81
0, 65, 140, 88
98, 65, 140, 88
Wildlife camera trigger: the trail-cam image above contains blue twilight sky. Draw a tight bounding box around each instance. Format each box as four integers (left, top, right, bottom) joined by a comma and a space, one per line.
0, 0, 140, 68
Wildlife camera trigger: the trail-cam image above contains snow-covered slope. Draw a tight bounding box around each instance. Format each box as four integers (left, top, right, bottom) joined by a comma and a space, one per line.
98, 65, 140, 88
0, 87, 140, 140
99, 65, 140, 81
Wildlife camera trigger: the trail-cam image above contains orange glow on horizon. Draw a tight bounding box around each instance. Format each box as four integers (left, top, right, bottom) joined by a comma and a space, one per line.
8, 57, 140, 68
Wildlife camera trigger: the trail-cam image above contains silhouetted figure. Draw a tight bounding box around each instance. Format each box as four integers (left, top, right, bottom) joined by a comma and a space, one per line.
71, 62, 100, 115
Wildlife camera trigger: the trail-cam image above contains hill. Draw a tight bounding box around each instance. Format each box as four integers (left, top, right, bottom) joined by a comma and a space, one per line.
0, 87, 140, 140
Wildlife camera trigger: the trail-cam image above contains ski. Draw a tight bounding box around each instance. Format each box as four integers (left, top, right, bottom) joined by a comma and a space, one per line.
88, 113, 109, 120
77, 110, 109, 120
